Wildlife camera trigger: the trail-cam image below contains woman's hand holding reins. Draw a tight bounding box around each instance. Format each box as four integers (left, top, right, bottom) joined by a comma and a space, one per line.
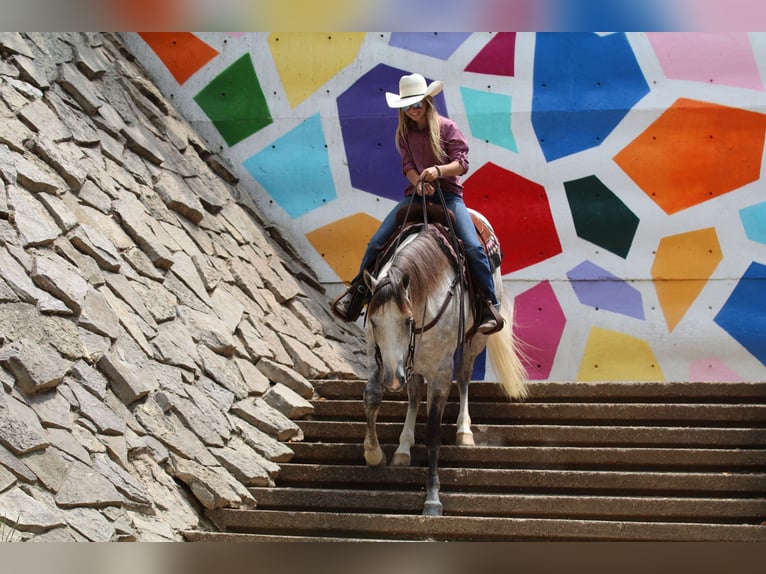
416, 166, 441, 196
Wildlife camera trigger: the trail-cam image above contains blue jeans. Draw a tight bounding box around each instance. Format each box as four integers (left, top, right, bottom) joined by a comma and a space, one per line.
359, 192, 499, 306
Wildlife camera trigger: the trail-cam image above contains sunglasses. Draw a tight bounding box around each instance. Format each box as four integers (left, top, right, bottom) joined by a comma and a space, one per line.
402, 101, 424, 112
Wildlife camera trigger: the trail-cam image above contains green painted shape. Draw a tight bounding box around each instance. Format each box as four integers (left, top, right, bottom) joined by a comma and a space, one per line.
461, 87, 517, 152
565, 175, 639, 259
193, 53, 272, 146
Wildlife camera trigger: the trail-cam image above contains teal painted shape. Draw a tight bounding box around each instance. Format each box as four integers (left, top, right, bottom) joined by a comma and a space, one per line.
740, 202, 766, 245
461, 87, 517, 153
242, 113, 336, 219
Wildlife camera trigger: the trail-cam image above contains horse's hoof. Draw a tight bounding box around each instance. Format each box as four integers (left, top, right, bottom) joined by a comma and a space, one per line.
456, 432, 475, 446
422, 501, 443, 516
390, 452, 410, 466
364, 449, 386, 467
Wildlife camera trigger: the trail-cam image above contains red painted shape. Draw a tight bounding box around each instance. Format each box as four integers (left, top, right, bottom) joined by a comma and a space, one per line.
138, 32, 219, 85
465, 32, 516, 77
464, 162, 562, 274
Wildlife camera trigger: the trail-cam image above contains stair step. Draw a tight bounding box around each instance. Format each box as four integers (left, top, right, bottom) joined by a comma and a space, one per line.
183, 531, 394, 542
274, 463, 766, 497
287, 442, 766, 470
308, 400, 766, 425
297, 420, 766, 448
205, 508, 766, 541
250, 487, 766, 523
203, 378, 766, 541
313, 380, 766, 403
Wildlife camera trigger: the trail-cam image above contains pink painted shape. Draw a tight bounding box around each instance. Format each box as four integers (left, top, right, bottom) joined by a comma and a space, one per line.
689, 358, 742, 382
674, 0, 766, 32
227, 33, 246, 38
465, 32, 516, 77
648, 33, 764, 92
513, 281, 566, 380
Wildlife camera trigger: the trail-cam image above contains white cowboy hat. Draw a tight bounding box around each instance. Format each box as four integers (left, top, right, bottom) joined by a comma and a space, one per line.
385, 73, 444, 108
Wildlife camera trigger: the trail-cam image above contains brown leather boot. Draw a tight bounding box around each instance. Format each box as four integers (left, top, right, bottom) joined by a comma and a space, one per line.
476, 300, 504, 335
331, 279, 369, 322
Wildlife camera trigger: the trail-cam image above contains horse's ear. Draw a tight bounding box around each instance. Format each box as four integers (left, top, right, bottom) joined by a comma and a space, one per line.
363, 269, 376, 291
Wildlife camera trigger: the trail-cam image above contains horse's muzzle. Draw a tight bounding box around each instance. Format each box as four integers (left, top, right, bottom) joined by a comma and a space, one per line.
383, 363, 407, 392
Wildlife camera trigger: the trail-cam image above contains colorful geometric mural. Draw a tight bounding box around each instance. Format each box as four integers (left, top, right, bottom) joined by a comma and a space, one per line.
129, 32, 766, 382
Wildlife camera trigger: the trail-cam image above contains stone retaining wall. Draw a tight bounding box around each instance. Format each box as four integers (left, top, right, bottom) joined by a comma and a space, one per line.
0, 32, 366, 541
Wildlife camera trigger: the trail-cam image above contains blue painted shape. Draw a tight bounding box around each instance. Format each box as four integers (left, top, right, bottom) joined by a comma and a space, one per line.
454, 347, 486, 381
567, 260, 645, 320
461, 87, 517, 153
242, 113, 335, 219
532, 33, 650, 162
714, 262, 766, 367
389, 32, 471, 59
740, 202, 766, 245
338, 63, 448, 201
549, 0, 678, 31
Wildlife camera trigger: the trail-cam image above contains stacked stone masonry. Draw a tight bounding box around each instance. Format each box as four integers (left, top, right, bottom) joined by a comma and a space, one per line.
0, 32, 366, 541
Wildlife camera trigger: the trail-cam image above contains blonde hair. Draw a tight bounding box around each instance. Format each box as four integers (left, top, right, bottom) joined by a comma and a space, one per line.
394, 97, 447, 163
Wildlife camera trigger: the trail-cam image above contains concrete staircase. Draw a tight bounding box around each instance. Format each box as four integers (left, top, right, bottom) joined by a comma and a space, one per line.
186, 379, 766, 541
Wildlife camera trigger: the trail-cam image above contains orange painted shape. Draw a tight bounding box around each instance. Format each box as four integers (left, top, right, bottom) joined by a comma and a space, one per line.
306, 212, 380, 283
578, 327, 664, 382
106, 1, 183, 29
614, 98, 766, 214
651, 227, 723, 332
138, 32, 219, 85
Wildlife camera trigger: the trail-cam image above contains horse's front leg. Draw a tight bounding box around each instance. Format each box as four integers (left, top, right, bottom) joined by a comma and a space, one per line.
455, 376, 474, 446
391, 374, 424, 466
363, 375, 386, 467
455, 338, 483, 446
422, 381, 449, 516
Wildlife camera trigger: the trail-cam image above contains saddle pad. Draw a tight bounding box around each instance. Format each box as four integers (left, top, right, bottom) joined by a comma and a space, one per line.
469, 211, 503, 271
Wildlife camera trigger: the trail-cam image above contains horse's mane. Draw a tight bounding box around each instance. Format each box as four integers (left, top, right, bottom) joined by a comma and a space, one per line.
368, 228, 452, 316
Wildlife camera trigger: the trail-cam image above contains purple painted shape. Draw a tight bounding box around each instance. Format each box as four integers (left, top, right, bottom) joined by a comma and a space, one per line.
389, 33, 471, 60
689, 358, 742, 382
567, 260, 645, 320
513, 281, 566, 380
337, 63, 448, 201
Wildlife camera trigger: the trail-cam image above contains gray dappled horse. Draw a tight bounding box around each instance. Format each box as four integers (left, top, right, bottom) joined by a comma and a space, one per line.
361, 213, 528, 516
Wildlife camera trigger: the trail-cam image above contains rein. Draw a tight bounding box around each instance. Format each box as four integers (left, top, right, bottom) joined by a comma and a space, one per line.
396, 180, 468, 385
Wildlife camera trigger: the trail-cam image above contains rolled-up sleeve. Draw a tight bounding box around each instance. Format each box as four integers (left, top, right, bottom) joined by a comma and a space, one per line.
399, 133, 416, 175
442, 119, 469, 174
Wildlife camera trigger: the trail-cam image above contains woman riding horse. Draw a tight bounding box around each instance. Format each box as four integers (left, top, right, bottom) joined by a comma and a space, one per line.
332, 72, 503, 335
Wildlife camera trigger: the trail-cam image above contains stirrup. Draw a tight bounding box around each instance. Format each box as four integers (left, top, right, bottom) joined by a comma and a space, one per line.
331, 280, 369, 322
476, 300, 504, 335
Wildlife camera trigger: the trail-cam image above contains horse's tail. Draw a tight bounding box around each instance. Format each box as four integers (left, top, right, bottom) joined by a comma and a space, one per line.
486, 301, 528, 400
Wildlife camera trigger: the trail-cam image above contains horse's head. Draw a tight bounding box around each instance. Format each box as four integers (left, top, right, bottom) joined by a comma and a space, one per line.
364, 269, 414, 393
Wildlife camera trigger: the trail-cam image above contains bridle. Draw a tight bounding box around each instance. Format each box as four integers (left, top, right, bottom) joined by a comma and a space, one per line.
374, 182, 467, 387
403, 270, 461, 384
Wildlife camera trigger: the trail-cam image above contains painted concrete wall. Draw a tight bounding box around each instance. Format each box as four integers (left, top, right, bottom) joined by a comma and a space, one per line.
122, 32, 766, 383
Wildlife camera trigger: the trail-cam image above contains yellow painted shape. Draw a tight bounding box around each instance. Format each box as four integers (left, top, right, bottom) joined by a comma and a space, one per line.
651, 228, 722, 332
578, 327, 665, 381
253, 1, 366, 31
268, 32, 366, 108
306, 212, 380, 283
